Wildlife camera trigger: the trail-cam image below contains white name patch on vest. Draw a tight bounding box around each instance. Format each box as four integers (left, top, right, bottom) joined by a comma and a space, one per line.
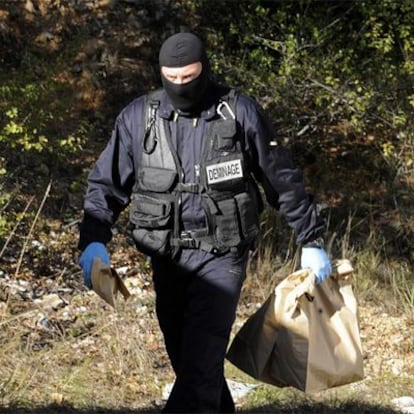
206, 159, 243, 184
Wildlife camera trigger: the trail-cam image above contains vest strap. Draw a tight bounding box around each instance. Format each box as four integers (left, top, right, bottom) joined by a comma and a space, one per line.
175, 182, 203, 193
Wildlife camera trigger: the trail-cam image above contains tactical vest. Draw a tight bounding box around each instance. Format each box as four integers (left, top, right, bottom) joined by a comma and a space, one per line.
129, 88, 263, 257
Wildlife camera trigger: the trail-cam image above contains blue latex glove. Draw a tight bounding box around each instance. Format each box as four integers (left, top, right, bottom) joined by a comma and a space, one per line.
79, 242, 110, 289
301, 247, 332, 284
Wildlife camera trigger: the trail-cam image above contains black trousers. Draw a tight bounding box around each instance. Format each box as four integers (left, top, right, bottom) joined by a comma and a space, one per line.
152, 247, 249, 413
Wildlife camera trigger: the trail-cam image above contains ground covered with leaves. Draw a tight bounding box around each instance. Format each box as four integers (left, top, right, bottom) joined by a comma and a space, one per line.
1, 237, 413, 413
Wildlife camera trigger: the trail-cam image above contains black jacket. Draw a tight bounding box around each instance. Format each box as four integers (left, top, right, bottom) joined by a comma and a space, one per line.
78, 83, 324, 251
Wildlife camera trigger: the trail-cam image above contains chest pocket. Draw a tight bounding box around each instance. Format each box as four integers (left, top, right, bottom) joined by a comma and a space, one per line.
213, 119, 237, 152
205, 119, 245, 192
137, 167, 177, 192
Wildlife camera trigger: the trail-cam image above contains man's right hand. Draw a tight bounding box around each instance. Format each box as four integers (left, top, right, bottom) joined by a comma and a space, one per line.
79, 242, 110, 289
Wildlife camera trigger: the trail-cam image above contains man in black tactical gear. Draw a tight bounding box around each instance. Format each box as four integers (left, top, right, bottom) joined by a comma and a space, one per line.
78, 31, 332, 413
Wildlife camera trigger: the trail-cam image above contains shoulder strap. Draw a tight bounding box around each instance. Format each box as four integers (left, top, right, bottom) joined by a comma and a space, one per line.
147, 88, 163, 103
216, 88, 238, 120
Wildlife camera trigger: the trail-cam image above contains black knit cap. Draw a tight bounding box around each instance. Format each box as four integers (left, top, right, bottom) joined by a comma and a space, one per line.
159, 32, 207, 67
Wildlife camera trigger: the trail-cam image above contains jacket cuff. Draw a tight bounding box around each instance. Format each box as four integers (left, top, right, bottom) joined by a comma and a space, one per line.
78, 214, 113, 251
302, 236, 325, 249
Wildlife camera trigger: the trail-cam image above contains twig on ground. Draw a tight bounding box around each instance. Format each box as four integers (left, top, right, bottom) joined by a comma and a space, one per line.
14, 180, 52, 278
0, 195, 35, 259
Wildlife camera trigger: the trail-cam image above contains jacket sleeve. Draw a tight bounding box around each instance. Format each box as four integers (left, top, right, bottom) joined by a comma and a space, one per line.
237, 95, 325, 244
78, 114, 137, 251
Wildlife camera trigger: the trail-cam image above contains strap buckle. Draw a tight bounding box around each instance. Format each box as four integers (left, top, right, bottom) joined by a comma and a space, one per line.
178, 231, 200, 248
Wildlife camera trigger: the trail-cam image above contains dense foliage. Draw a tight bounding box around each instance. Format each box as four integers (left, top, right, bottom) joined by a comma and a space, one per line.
201, 1, 413, 158
0, 0, 413, 262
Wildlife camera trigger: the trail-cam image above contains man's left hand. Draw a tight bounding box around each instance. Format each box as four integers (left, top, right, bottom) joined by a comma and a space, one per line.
301, 247, 332, 284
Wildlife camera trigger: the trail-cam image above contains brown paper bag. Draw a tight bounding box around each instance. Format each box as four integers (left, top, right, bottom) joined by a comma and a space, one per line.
91, 258, 131, 307
226, 259, 364, 393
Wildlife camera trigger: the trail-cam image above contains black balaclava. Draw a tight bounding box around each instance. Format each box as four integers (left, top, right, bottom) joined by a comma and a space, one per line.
159, 32, 210, 112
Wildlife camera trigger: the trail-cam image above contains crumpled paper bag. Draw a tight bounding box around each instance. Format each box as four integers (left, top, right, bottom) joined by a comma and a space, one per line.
91, 258, 131, 307
226, 259, 364, 393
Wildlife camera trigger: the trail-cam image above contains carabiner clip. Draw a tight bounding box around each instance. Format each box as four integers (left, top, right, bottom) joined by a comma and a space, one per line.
143, 105, 157, 154
217, 101, 235, 120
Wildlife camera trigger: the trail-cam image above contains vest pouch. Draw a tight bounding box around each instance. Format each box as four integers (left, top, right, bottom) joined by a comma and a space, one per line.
215, 198, 241, 247
138, 167, 177, 192
130, 193, 172, 228
213, 119, 237, 151
132, 228, 171, 257
234, 192, 260, 241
